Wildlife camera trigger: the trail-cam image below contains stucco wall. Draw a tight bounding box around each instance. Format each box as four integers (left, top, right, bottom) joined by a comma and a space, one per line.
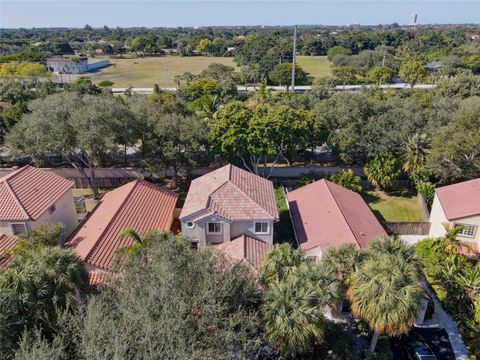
303, 246, 322, 262
32, 190, 78, 238
429, 194, 480, 247
230, 220, 274, 244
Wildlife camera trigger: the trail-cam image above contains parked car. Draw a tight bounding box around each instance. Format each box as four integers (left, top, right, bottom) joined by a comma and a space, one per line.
405, 332, 437, 360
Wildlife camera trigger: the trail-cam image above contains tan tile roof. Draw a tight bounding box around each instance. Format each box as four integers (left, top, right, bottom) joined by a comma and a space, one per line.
0, 165, 73, 221
65, 180, 178, 270
435, 178, 480, 220
215, 234, 273, 270
287, 179, 387, 251
0, 234, 18, 269
180, 165, 278, 222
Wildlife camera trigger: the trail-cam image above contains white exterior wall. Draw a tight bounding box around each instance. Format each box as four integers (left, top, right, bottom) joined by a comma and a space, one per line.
429, 193, 480, 248
303, 246, 322, 262
0, 191, 78, 238
230, 220, 274, 244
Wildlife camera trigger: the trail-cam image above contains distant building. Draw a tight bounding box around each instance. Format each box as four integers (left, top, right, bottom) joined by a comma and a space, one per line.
46, 56, 110, 74
466, 34, 480, 41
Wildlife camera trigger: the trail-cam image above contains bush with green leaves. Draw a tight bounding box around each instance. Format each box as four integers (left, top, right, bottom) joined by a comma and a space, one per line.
330, 169, 362, 192
363, 154, 401, 190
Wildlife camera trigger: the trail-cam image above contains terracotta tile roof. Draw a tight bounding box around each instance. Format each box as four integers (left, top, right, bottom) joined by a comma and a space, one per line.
435, 178, 480, 220
0, 234, 18, 269
65, 180, 178, 270
180, 165, 278, 222
287, 179, 387, 252
0, 165, 73, 221
215, 234, 273, 270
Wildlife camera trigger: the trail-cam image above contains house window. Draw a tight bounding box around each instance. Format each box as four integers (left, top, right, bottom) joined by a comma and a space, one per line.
454, 223, 477, 238
11, 223, 27, 235
207, 222, 223, 234
254, 222, 269, 234
48, 204, 56, 214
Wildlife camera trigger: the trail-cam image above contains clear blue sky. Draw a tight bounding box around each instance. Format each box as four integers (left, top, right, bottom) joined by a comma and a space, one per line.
1, 1, 478, 28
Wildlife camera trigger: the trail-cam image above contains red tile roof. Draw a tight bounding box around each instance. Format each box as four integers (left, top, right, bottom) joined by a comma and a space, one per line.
0, 166, 73, 221
435, 178, 480, 220
180, 165, 278, 222
215, 234, 273, 270
287, 179, 387, 252
65, 180, 178, 270
0, 234, 18, 269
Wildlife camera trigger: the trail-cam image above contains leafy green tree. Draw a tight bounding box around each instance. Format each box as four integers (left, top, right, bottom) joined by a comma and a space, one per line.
6, 93, 131, 198
14, 233, 263, 359
0, 246, 87, 355
260, 243, 304, 284
427, 98, 480, 182
366, 66, 393, 85
142, 113, 206, 188
329, 169, 362, 192
363, 153, 401, 189
332, 66, 357, 87
196, 38, 213, 54
65, 77, 101, 95
268, 63, 309, 90
399, 60, 428, 88
402, 133, 431, 175
348, 238, 423, 354
327, 46, 352, 61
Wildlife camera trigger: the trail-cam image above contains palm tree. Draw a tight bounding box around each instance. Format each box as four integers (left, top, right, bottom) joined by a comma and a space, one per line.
402, 133, 431, 174
432, 224, 473, 256
455, 262, 480, 302
261, 270, 325, 358
197, 94, 223, 121
348, 253, 423, 354
321, 243, 360, 283
260, 243, 303, 284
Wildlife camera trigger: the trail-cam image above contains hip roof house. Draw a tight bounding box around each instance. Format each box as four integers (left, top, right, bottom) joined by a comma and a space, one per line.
179, 164, 278, 247
287, 179, 387, 261
65, 179, 178, 273
0, 165, 78, 237
429, 178, 480, 256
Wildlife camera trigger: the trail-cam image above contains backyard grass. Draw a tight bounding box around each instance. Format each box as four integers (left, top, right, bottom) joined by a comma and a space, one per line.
296, 55, 332, 78
273, 185, 297, 246
89, 56, 236, 88
88, 55, 331, 88
362, 190, 424, 222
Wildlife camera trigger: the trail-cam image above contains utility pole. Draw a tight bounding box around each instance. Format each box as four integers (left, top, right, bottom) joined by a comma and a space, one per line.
291, 25, 297, 92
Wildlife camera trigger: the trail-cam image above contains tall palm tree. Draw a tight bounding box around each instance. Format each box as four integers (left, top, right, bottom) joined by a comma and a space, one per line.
261, 269, 325, 359
348, 253, 423, 354
402, 132, 431, 174
321, 243, 360, 283
260, 243, 303, 284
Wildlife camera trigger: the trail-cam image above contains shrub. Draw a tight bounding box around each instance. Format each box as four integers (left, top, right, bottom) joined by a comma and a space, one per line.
330, 169, 362, 192
415, 180, 435, 207
97, 80, 114, 87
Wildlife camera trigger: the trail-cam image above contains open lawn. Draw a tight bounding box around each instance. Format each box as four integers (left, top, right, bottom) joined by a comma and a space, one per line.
89, 56, 236, 88
87, 55, 331, 88
363, 190, 424, 222
296, 55, 331, 78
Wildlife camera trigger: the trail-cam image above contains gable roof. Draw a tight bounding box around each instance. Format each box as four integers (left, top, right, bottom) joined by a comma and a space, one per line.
0, 234, 18, 269
65, 180, 178, 270
435, 178, 480, 220
180, 164, 278, 222
287, 179, 387, 252
0, 166, 73, 222
215, 234, 273, 270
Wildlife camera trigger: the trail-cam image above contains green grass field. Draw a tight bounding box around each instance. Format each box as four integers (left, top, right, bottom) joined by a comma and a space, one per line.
88, 55, 331, 88
296, 55, 332, 79
363, 190, 423, 222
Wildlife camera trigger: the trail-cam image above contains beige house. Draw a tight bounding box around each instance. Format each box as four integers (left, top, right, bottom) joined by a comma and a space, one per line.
0, 166, 78, 237
179, 165, 278, 247
429, 178, 480, 254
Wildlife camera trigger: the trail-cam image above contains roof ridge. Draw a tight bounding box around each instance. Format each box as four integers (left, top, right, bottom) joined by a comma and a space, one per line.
85, 180, 139, 262
0, 165, 29, 183
323, 180, 361, 247
228, 166, 273, 216
3, 176, 31, 220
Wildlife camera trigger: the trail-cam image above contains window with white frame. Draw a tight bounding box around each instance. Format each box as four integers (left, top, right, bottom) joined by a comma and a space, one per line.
454, 223, 477, 238
207, 222, 223, 234
254, 221, 269, 234
11, 223, 27, 235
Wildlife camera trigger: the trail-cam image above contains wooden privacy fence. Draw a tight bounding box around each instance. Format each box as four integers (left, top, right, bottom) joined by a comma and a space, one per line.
417, 193, 430, 221
383, 222, 431, 236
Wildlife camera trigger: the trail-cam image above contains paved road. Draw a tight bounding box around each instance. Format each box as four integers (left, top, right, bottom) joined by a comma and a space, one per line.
391, 327, 455, 360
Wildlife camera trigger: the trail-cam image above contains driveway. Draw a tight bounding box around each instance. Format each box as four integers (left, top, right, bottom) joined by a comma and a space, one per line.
391, 327, 455, 360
